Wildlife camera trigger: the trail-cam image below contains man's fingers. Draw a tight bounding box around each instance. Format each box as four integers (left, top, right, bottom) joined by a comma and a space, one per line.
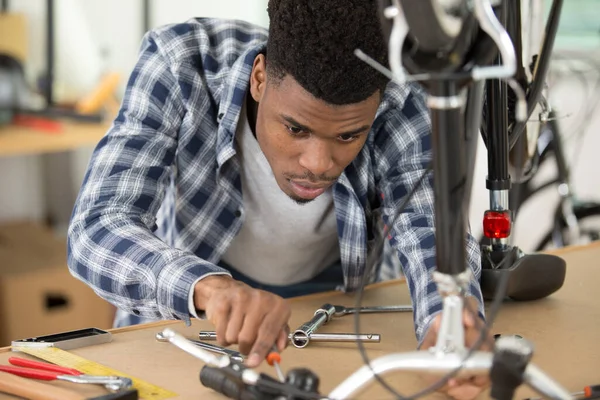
211, 302, 231, 346
277, 325, 290, 351
225, 307, 246, 346
237, 307, 265, 356
247, 312, 287, 367
472, 374, 489, 387
465, 324, 494, 351
446, 383, 485, 400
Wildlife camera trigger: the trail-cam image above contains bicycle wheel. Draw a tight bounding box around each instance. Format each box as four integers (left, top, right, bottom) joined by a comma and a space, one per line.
399, 0, 468, 52
535, 203, 600, 251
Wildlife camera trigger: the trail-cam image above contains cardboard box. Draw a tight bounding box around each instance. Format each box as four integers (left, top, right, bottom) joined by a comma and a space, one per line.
0, 221, 115, 346
0, 13, 28, 63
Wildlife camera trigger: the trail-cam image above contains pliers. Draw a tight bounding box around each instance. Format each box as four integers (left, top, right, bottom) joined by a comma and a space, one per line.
0, 357, 132, 391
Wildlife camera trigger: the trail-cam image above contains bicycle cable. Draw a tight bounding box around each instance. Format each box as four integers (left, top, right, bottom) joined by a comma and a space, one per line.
352, 79, 531, 400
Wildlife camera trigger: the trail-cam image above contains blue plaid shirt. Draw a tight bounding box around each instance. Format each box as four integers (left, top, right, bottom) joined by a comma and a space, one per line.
67, 18, 483, 344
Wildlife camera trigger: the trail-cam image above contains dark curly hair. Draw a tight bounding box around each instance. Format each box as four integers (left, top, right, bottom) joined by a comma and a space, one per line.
266, 0, 389, 105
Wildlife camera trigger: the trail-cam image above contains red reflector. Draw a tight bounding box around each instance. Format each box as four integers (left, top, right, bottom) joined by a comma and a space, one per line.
483, 211, 511, 239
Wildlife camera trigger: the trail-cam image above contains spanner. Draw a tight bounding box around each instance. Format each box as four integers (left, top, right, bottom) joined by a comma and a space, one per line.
198, 331, 381, 347
291, 303, 411, 348
155, 332, 244, 362
332, 304, 412, 317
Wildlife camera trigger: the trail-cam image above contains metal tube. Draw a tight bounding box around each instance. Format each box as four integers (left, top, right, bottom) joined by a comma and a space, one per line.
198, 331, 381, 346
427, 81, 469, 276
291, 304, 336, 348
156, 332, 244, 362
307, 333, 381, 344
510, 0, 564, 149
489, 189, 509, 211
333, 304, 412, 317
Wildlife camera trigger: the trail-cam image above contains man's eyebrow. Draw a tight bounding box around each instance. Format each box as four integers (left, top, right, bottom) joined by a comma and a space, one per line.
281, 115, 312, 132
281, 114, 370, 136
339, 125, 371, 136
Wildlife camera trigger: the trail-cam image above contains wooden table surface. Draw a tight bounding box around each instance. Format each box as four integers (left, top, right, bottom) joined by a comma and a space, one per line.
1, 242, 599, 400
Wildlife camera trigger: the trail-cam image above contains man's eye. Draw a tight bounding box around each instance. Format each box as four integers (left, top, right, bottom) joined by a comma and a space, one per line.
286, 125, 304, 135
338, 134, 359, 142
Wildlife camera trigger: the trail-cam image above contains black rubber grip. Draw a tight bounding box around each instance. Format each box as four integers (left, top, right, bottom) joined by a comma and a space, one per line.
490, 351, 528, 400
200, 366, 257, 400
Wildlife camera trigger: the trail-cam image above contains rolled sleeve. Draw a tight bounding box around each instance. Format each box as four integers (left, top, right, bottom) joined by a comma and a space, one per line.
67, 30, 227, 324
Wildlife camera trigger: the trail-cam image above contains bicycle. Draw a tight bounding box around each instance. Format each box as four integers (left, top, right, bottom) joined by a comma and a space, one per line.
478, 53, 600, 252
161, 1, 579, 399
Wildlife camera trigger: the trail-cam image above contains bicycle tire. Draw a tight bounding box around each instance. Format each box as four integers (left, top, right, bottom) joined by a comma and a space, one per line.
399, 0, 467, 53
535, 203, 600, 251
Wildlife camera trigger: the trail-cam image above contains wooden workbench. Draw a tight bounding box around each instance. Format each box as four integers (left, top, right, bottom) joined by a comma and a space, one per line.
1, 242, 599, 399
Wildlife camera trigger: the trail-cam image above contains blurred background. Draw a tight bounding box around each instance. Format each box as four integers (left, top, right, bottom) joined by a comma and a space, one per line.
0, 1, 598, 346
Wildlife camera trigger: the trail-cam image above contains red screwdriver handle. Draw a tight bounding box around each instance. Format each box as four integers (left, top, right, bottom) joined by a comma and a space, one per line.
584, 385, 600, 398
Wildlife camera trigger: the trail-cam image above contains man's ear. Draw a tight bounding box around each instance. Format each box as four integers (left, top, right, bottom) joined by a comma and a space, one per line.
250, 54, 267, 103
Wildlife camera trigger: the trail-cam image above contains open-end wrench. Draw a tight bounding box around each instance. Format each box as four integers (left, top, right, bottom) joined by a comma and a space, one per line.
155, 332, 244, 362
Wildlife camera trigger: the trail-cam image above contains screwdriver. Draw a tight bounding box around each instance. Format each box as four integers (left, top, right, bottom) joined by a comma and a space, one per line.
574, 385, 600, 399
266, 345, 285, 382
526, 384, 600, 399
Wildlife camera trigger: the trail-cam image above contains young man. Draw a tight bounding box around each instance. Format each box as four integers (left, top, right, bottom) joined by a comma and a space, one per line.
68, 0, 486, 397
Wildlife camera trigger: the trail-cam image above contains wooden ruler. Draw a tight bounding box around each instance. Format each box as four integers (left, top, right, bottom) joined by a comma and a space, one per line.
11, 346, 178, 400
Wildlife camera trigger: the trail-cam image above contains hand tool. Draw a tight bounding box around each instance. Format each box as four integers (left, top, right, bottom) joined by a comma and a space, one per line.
155, 332, 245, 362
0, 357, 132, 392
525, 384, 600, 400
11, 345, 177, 399
198, 331, 381, 348
0, 370, 138, 400
331, 304, 412, 317
291, 304, 337, 348
266, 346, 285, 382
11, 328, 113, 351
290, 303, 409, 348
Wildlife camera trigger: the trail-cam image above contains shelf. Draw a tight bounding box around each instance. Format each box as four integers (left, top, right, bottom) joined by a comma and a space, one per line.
0, 120, 111, 157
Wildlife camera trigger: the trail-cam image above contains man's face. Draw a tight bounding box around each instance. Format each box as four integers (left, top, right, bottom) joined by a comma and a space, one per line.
249, 55, 381, 204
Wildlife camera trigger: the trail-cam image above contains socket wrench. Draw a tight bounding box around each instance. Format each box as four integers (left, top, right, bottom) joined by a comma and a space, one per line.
155, 332, 244, 362
291, 304, 336, 348
290, 303, 410, 348
198, 331, 381, 348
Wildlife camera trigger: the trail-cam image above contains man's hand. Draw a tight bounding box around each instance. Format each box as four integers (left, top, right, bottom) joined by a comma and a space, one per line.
194, 275, 291, 367
420, 296, 493, 400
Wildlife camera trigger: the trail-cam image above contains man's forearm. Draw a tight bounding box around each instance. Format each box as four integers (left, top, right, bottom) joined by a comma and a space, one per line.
67, 210, 229, 324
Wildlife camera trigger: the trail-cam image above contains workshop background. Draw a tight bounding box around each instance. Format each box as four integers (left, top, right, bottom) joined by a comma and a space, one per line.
0, 1, 598, 347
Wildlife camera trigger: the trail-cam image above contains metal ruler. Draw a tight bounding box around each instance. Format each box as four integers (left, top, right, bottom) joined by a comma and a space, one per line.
11, 346, 178, 400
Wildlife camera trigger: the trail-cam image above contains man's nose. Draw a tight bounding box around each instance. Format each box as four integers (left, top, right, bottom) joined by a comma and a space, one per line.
298, 139, 334, 177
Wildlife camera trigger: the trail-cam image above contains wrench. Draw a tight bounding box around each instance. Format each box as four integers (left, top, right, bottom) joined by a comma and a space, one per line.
198, 331, 381, 348
332, 304, 412, 317
290, 303, 410, 348
155, 332, 245, 362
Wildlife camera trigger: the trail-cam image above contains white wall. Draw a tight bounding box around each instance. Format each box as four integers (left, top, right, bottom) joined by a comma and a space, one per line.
1, 1, 598, 255
0, 0, 269, 229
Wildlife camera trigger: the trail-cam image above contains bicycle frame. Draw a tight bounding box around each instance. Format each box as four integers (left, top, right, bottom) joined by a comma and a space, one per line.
481, 0, 563, 252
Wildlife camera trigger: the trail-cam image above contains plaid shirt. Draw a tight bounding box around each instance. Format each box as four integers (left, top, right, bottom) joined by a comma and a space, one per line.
67, 18, 483, 345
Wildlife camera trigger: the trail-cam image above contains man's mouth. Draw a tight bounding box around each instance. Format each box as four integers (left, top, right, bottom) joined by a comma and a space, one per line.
289, 180, 331, 200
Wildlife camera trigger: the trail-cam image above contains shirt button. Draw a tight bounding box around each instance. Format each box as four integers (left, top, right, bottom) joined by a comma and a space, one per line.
132, 309, 140, 315
234, 209, 242, 218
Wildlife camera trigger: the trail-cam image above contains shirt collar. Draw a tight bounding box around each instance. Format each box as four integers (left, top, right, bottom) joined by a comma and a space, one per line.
216, 41, 266, 168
